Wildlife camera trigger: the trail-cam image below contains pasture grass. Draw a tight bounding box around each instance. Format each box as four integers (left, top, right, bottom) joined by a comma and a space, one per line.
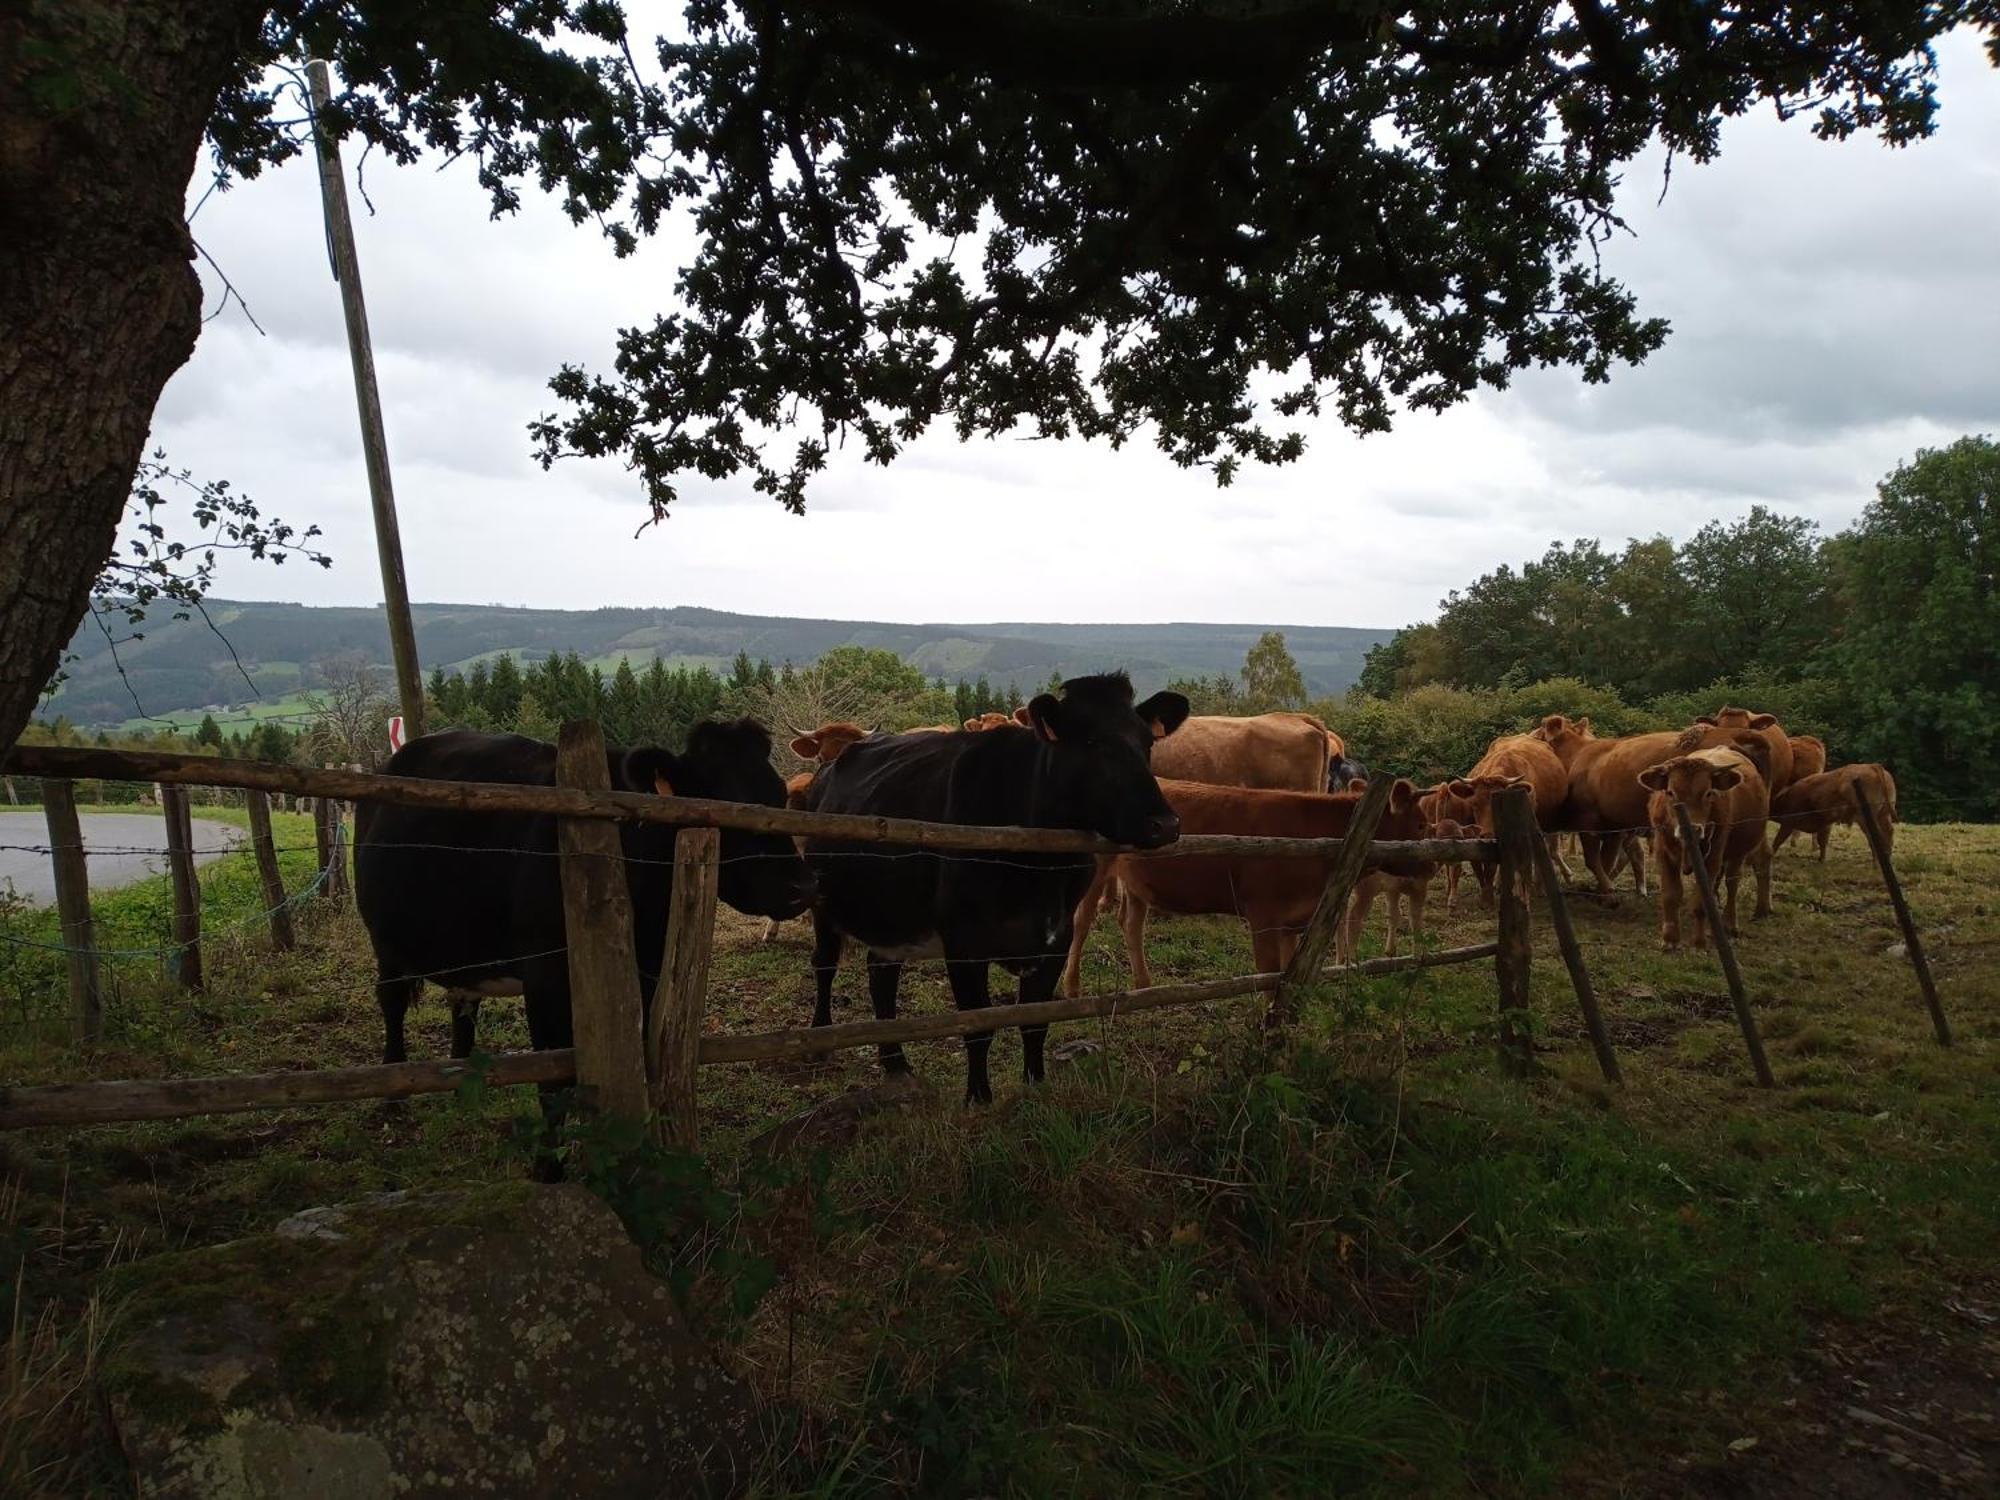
0, 822, 1995, 1495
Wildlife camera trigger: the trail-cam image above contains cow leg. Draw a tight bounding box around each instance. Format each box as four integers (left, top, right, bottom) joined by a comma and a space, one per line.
1119, 893, 1154, 991
1655, 845, 1682, 950
448, 990, 480, 1060
1546, 833, 1573, 881
864, 953, 910, 1076
1771, 823, 1794, 855
376, 975, 423, 1065
1752, 838, 1774, 919
1722, 859, 1744, 936
1475, 857, 1497, 908
1626, 834, 1649, 896
1443, 862, 1459, 913
942, 955, 995, 1105
1016, 956, 1062, 1086
810, 911, 843, 1029
522, 985, 575, 1182
1406, 880, 1428, 951
1250, 922, 1285, 976
1063, 858, 1115, 999
1816, 824, 1831, 861
760, 916, 782, 943
1581, 834, 1617, 897
1341, 881, 1377, 965
1384, 887, 1403, 958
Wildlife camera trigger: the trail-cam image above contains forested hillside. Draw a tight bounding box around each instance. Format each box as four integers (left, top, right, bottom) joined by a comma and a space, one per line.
44, 600, 1387, 728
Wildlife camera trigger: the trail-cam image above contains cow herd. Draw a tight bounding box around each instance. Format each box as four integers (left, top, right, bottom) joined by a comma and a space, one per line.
351, 676, 1898, 1120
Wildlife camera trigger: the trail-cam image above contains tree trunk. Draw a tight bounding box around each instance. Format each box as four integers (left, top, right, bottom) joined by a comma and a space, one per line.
0, 1, 267, 748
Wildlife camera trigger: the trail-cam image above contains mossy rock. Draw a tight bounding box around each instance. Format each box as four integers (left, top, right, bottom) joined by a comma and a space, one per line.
102, 1184, 755, 1498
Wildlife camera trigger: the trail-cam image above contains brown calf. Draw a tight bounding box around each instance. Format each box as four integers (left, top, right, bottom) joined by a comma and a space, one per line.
1771, 764, 1898, 860
1640, 742, 1772, 950
1061, 778, 1427, 996
1343, 814, 1475, 962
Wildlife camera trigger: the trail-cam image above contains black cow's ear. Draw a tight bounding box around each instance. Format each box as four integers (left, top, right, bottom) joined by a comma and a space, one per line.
1135, 691, 1190, 740
1025, 693, 1064, 743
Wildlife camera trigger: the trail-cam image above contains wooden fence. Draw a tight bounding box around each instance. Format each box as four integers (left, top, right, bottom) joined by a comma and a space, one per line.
10, 724, 1823, 1142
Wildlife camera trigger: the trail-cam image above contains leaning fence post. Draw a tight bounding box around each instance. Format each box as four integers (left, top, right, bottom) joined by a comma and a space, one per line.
1671, 801, 1774, 1088
1491, 786, 1538, 1071
1850, 782, 1950, 1047
159, 784, 204, 992
1527, 825, 1620, 1084
650, 826, 720, 1150
553, 719, 652, 1126
41, 779, 103, 1044
1269, 776, 1392, 1030
244, 791, 296, 951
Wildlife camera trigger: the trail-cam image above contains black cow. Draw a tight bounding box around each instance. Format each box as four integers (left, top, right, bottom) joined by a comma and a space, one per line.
355, 723, 812, 1075
1328, 755, 1370, 791
803, 673, 1189, 1103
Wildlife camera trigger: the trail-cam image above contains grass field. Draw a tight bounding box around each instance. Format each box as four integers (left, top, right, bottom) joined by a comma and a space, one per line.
1, 821, 1996, 1496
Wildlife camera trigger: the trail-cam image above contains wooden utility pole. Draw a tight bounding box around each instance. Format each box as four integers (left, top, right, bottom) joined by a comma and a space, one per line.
307, 59, 425, 739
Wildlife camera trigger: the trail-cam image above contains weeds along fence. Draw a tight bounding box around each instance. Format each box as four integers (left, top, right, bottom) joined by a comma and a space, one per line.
0, 723, 1698, 1142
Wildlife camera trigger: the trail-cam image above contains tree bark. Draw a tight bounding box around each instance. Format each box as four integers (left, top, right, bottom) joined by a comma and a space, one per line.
0, 1, 267, 749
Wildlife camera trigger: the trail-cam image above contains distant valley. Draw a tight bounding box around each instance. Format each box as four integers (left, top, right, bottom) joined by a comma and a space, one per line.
46, 600, 1394, 729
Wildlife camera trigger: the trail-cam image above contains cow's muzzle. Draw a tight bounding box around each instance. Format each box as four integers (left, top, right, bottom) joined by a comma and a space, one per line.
1126, 812, 1181, 851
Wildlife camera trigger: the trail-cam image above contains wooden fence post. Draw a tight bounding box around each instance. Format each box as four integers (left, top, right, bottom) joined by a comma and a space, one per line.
650, 826, 720, 1150
41, 780, 102, 1044
1528, 827, 1621, 1084
1850, 782, 1950, 1047
553, 720, 652, 1125
1671, 801, 1775, 1088
1491, 786, 1537, 1070
1268, 776, 1392, 1030
244, 791, 296, 951
326, 793, 350, 903
159, 784, 203, 992
312, 796, 334, 896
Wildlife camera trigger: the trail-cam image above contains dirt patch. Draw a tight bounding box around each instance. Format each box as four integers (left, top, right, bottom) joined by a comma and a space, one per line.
1621, 1288, 2000, 1497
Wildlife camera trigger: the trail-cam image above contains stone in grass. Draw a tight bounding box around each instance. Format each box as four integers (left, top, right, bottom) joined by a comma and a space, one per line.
102, 1183, 756, 1499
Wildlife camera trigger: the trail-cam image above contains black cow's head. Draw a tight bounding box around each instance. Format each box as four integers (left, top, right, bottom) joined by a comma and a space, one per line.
1022, 673, 1189, 848
626, 719, 814, 919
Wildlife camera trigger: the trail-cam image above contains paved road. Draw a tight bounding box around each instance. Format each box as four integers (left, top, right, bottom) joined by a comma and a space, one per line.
0, 811, 244, 907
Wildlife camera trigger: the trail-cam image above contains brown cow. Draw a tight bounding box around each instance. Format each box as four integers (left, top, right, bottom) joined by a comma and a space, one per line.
1788, 734, 1827, 782
1532, 715, 1681, 896
1151, 711, 1334, 791
1443, 732, 1568, 907
1686, 706, 1794, 792
1061, 778, 1427, 995
762, 722, 876, 942
1640, 741, 1773, 950
963, 711, 1016, 731
1771, 764, 1897, 860
1343, 814, 1474, 962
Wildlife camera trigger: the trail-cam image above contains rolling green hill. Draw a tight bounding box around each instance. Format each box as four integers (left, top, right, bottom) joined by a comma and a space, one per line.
44, 600, 1391, 729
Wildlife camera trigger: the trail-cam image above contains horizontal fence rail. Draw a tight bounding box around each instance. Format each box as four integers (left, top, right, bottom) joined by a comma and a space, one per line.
701, 944, 1500, 1066
0, 1050, 578, 1130
0, 949, 1499, 1130
1, 744, 1499, 866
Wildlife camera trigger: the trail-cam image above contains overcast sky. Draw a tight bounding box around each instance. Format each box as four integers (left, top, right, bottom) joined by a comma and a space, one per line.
153, 27, 2000, 633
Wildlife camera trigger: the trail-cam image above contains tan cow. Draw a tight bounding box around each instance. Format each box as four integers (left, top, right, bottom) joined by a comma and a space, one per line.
1532, 715, 1681, 895
963, 711, 1016, 731
1686, 706, 1794, 792
1640, 740, 1773, 950
1062, 778, 1427, 995
762, 721, 875, 942
1771, 764, 1898, 860
1343, 814, 1475, 962
1788, 734, 1828, 782
1065, 709, 1335, 924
